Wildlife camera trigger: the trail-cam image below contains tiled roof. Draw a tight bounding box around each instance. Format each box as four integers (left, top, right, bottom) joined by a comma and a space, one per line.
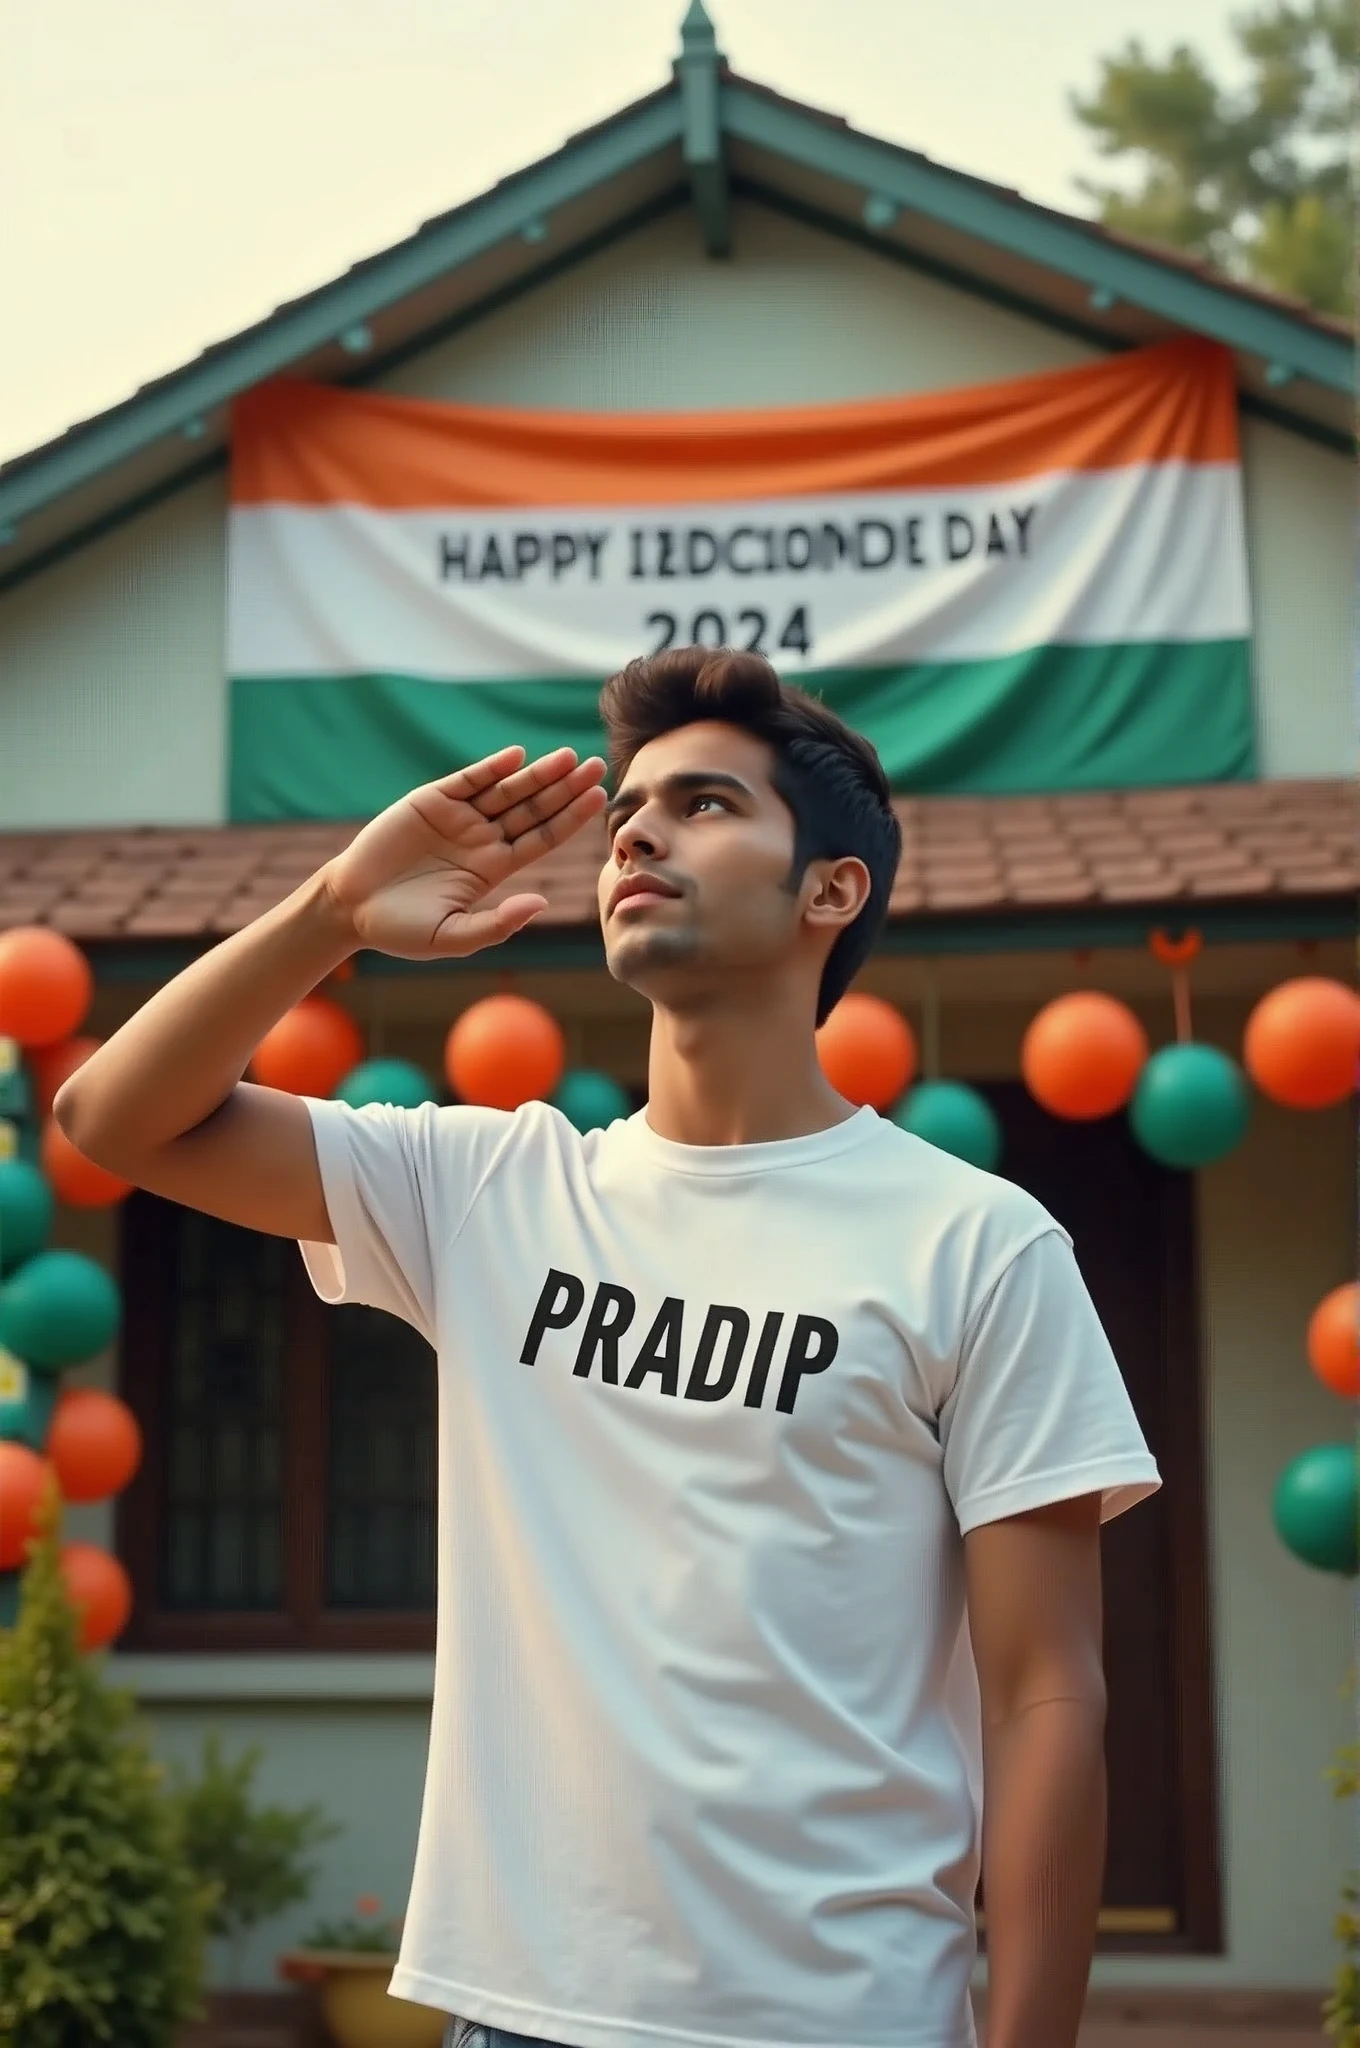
0, 781, 1353, 944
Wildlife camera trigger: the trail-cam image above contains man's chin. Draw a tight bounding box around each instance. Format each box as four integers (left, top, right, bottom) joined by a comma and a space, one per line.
602, 927, 702, 993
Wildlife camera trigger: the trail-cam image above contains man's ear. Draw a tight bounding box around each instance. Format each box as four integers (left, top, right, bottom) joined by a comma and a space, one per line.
801, 856, 872, 935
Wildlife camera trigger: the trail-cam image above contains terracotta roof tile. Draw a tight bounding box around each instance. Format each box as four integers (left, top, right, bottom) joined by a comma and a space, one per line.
0, 781, 1353, 942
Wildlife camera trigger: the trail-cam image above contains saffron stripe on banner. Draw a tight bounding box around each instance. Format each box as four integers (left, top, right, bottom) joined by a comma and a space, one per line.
228, 339, 1240, 510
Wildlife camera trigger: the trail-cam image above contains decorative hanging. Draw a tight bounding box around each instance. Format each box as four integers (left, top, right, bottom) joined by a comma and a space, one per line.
552, 1070, 631, 1134
1021, 990, 1148, 1121
445, 994, 566, 1111
1306, 1283, 1359, 1402
816, 993, 916, 1111
334, 1057, 438, 1110
1129, 931, 1251, 1170
889, 977, 1001, 1170
1243, 976, 1360, 1110
1273, 1445, 1359, 1578
250, 994, 364, 1097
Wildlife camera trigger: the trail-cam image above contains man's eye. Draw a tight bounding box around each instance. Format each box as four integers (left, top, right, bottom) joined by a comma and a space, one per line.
688, 794, 729, 816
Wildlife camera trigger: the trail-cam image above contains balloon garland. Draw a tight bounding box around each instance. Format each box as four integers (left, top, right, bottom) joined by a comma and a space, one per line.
3, 920, 1352, 1601
0, 930, 138, 1649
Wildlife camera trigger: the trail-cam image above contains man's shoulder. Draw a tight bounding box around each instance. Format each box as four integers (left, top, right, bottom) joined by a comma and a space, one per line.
860, 1115, 1064, 1253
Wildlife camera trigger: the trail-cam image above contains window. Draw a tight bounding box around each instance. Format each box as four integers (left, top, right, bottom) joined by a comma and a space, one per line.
117, 1085, 1219, 1948
118, 1197, 437, 1651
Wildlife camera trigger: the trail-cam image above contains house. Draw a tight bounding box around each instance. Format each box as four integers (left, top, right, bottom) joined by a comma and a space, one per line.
0, 4, 1353, 2030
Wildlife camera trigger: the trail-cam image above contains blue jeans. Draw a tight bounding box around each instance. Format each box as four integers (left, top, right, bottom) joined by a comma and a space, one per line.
443, 2024, 570, 2048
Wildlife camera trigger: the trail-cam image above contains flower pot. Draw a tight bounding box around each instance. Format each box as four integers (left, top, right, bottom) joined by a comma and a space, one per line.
279, 1951, 445, 2048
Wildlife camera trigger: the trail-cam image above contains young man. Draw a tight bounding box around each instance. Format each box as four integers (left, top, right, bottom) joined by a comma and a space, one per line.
58, 646, 1159, 2048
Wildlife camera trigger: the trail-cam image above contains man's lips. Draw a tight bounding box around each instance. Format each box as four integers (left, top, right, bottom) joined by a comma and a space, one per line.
608, 872, 683, 915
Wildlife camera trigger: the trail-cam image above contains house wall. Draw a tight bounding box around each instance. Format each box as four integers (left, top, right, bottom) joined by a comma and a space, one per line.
0, 201, 1351, 830
61, 955, 1352, 1994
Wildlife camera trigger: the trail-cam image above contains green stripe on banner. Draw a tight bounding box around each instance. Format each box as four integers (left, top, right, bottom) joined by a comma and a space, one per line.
229, 639, 1255, 821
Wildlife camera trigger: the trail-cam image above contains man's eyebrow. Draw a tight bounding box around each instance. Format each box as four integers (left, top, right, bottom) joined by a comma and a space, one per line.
604, 770, 756, 825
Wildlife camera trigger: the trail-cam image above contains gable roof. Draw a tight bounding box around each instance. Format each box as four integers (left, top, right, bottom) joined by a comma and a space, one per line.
0, 1, 1351, 595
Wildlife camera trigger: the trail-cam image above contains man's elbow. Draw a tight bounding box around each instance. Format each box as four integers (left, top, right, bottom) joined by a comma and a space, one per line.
53, 1070, 125, 1174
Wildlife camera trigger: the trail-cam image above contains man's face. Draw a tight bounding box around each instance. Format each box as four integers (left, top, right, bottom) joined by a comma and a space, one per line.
598, 720, 813, 1007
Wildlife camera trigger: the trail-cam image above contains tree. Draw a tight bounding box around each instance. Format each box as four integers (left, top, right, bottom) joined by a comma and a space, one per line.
0, 1497, 209, 2047
1071, 1, 1354, 319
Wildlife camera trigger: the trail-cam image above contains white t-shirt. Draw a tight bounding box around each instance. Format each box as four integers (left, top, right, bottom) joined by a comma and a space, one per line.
301, 1097, 1160, 2048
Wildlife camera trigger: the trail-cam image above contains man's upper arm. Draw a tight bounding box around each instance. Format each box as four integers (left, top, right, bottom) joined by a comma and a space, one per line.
110, 1083, 334, 1244
964, 1495, 1106, 1723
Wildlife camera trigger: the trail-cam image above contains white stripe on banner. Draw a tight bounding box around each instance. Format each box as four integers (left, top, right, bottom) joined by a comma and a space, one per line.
227, 463, 1249, 681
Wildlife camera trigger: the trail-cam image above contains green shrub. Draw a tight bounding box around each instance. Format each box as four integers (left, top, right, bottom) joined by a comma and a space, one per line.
0, 1500, 209, 2047
1325, 1735, 1360, 2046
169, 1734, 339, 1983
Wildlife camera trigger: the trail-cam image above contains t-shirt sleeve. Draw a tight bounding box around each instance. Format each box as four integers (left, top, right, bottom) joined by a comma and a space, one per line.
939, 1226, 1162, 1534
299, 1095, 512, 1345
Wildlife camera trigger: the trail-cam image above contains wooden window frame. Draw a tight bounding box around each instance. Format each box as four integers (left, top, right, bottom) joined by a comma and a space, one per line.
116, 1194, 434, 1654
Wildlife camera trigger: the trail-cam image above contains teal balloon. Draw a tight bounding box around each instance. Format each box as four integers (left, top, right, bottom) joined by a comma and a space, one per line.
0, 1159, 54, 1274
0, 1250, 121, 1371
335, 1058, 437, 1110
552, 1069, 630, 1134
890, 1080, 1002, 1172
1273, 1444, 1358, 1576
1130, 1043, 1250, 1170
0, 1348, 56, 1450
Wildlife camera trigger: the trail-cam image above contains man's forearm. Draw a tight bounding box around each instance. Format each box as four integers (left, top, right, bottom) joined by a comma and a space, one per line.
56, 873, 354, 1172
979, 1695, 1107, 2048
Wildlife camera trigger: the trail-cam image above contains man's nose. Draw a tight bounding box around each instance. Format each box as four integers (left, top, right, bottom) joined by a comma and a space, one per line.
613, 806, 666, 864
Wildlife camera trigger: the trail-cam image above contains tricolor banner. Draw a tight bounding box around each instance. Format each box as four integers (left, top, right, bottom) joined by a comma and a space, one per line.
227, 338, 1254, 820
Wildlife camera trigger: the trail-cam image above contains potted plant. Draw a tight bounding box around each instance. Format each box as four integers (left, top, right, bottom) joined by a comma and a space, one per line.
280, 1897, 444, 2048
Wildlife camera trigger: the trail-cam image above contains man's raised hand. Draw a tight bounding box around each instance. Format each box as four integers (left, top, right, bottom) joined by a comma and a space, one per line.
322, 746, 609, 961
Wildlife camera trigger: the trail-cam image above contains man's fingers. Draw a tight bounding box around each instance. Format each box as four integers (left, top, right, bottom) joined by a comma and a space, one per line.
473, 748, 604, 821
434, 894, 547, 957
495, 758, 608, 843
429, 746, 528, 805
501, 783, 609, 873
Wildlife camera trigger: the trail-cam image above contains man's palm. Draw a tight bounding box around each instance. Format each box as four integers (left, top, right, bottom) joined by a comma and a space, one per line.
323, 745, 608, 961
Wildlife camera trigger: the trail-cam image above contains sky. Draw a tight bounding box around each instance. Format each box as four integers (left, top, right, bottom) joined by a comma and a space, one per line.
0, 0, 1247, 467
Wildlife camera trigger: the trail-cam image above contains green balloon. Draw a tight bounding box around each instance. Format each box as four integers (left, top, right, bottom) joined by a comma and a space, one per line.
890, 1080, 1002, 1172
1273, 1444, 1358, 1576
0, 1250, 121, 1371
552, 1069, 631, 1134
1130, 1042, 1251, 1170
334, 1058, 437, 1110
0, 1350, 56, 1450
0, 1159, 55, 1275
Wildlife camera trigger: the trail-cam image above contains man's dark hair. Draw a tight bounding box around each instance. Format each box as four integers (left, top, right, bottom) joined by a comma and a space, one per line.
599, 645, 901, 1024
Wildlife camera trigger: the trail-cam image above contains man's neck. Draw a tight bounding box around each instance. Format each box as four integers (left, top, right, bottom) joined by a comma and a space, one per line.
643, 1004, 856, 1149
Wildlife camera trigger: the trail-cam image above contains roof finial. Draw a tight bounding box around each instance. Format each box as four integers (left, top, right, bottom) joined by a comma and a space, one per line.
679, 0, 719, 59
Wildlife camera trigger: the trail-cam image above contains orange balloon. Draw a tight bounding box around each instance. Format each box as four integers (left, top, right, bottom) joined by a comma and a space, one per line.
445, 995, 565, 1111
41, 1117, 132, 1209
29, 1034, 101, 1118
59, 1542, 133, 1651
0, 1442, 50, 1569
0, 927, 93, 1049
1308, 1282, 1359, 1401
1243, 977, 1360, 1110
816, 993, 917, 1110
47, 1388, 143, 1503
1022, 991, 1149, 1120
250, 996, 363, 1097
